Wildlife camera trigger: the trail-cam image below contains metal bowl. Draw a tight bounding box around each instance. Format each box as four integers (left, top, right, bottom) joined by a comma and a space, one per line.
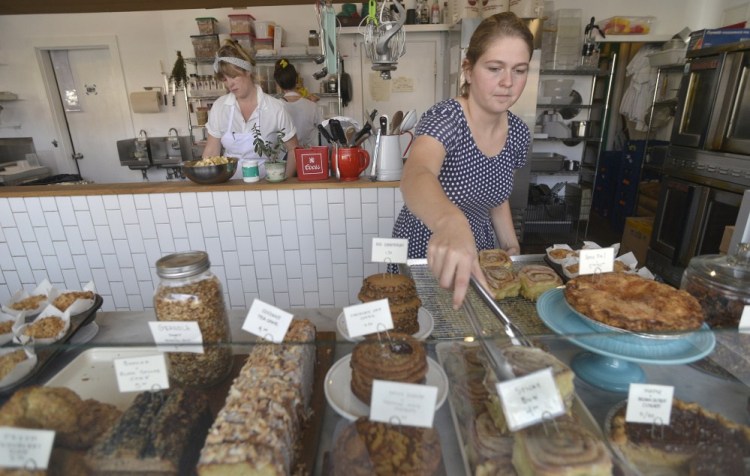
182, 157, 238, 184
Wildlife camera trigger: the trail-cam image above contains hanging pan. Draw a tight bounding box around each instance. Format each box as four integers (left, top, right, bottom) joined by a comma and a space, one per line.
340, 56, 353, 107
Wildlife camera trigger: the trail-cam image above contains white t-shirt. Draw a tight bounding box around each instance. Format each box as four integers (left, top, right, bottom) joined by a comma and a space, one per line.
282, 95, 322, 147
205, 86, 297, 146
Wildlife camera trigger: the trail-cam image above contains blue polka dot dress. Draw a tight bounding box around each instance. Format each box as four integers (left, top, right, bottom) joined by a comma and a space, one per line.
392, 98, 530, 261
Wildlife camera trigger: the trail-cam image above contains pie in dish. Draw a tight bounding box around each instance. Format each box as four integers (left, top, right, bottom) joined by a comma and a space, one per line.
609, 398, 750, 474
564, 273, 704, 332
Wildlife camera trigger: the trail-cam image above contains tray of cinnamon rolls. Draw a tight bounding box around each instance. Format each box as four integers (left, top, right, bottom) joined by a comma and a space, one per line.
436, 341, 638, 476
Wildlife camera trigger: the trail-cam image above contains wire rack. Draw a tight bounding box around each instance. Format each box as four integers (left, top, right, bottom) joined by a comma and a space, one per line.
403, 255, 554, 340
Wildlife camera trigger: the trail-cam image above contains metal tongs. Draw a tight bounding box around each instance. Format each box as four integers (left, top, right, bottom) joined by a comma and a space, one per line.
461, 276, 532, 381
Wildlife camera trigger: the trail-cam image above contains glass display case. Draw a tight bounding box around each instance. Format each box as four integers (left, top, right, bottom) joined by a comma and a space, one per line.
1, 255, 749, 475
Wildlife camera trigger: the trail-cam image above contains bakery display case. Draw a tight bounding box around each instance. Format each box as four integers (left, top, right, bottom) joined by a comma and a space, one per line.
1, 254, 750, 475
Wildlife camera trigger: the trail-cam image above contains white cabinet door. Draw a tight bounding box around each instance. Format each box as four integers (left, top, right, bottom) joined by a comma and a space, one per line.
357, 35, 442, 121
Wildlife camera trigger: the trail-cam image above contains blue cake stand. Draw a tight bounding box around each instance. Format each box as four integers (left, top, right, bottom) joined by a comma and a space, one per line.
536, 288, 715, 392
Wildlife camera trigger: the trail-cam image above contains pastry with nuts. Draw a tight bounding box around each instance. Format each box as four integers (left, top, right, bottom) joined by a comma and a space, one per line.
198, 319, 316, 476
52, 290, 95, 312
9, 294, 47, 311
22, 315, 66, 339
332, 417, 442, 476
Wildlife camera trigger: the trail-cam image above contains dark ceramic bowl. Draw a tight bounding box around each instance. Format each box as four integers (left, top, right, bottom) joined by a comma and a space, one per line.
182, 157, 238, 184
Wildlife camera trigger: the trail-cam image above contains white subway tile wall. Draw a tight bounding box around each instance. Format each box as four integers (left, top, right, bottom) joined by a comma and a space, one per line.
0, 188, 403, 311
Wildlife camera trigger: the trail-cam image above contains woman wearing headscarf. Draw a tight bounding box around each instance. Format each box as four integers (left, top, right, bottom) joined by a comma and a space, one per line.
203, 39, 299, 179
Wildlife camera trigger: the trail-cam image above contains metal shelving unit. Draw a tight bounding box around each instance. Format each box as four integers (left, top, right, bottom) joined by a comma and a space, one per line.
527, 56, 617, 245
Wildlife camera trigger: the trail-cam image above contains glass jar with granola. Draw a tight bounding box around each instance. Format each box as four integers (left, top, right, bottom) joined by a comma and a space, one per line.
154, 251, 232, 388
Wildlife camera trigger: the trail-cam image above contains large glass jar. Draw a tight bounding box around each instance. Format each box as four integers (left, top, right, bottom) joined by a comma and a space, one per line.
681, 243, 750, 328
153, 251, 232, 388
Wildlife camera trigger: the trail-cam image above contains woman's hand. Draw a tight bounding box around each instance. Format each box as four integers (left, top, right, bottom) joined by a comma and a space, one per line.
427, 214, 490, 310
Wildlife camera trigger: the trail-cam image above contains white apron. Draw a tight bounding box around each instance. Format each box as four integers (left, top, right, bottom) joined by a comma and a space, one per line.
220, 102, 266, 179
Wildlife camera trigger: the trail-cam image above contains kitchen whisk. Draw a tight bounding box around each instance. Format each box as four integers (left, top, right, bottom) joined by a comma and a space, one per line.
360, 0, 406, 79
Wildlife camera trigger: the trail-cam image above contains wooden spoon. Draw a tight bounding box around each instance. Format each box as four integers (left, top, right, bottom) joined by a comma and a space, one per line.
390, 110, 404, 135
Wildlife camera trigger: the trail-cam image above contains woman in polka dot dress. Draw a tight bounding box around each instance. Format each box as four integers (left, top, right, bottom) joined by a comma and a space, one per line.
392, 12, 533, 309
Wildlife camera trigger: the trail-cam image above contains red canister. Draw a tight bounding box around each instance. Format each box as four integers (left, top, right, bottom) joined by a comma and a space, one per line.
295, 146, 330, 181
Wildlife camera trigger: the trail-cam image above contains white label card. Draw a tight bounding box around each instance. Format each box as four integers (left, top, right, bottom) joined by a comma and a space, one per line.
344, 299, 393, 338
625, 383, 674, 425
114, 354, 170, 393
148, 321, 204, 354
496, 368, 566, 432
371, 238, 409, 263
738, 305, 750, 333
579, 247, 615, 275
242, 299, 293, 343
369, 380, 438, 428
0, 427, 55, 470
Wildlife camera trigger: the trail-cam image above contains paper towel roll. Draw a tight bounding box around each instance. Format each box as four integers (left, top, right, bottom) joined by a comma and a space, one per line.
130, 91, 161, 113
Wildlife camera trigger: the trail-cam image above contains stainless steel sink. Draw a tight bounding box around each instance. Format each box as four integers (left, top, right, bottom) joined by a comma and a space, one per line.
116, 138, 151, 169
148, 136, 192, 166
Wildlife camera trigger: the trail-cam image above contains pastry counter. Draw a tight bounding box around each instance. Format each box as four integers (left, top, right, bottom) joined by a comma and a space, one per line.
2, 260, 750, 475
0, 177, 399, 199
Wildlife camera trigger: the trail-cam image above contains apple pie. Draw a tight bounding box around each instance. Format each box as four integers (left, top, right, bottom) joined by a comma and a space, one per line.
564, 273, 704, 332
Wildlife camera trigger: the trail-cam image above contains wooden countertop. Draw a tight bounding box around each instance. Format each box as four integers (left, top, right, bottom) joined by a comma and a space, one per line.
0, 177, 399, 198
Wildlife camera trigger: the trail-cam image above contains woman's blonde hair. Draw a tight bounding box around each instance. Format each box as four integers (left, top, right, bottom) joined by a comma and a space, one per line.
214, 39, 256, 80
460, 12, 534, 98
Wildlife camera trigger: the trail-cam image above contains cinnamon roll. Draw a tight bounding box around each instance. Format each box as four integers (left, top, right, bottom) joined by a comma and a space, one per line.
479, 248, 513, 269
483, 267, 521, 300
518, 265, 563, 301
512, 417, 613, 476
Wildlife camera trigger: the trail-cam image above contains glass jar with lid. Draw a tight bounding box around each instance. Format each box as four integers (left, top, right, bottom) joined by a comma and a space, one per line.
681, 242, 750, 328
153, 251, 232, 388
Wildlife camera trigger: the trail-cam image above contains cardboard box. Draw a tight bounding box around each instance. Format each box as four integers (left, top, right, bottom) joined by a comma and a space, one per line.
620, 216, 654, 266
720, 226, 735, 254
689, 28, 750, 50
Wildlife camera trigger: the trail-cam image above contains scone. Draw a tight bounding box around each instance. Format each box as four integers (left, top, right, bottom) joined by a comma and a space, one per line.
483, 346, 575, 433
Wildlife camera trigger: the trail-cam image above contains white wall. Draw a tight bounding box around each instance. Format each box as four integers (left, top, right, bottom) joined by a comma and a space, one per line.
0, 1, 741, 180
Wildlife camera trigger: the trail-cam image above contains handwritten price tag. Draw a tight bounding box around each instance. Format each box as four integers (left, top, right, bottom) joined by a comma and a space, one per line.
625, 383, 674, 425
114, 354, 169, 393
579, 247, 615, 275
0, 427, 55, 470
242, 299, 293, 343
344, 299, 393, 338
369, 380, 438, 428
496, 368, 566, 431
371, 238, 409, 263
148, 321, 204, 354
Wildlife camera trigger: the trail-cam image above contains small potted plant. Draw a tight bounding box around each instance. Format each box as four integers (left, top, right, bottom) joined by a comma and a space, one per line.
252, 124, 287, 182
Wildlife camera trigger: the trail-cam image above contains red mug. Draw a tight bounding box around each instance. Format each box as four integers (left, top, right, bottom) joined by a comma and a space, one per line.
335, 147, 370, 181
